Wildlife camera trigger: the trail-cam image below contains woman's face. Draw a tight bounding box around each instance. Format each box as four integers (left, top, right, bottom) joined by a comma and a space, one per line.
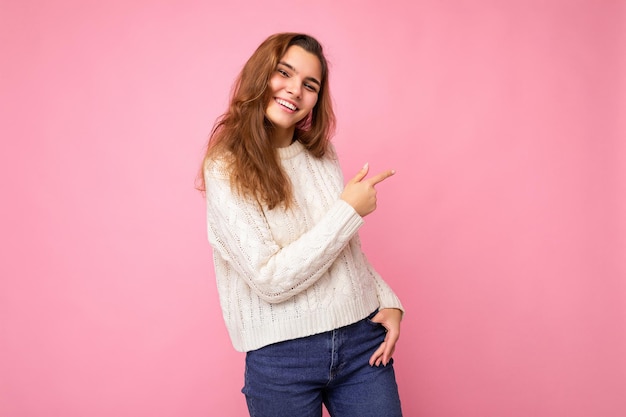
265, 45, 322, 144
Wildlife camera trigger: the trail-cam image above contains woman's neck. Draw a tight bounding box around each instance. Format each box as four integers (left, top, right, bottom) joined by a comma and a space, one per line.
271, 126, 295, 148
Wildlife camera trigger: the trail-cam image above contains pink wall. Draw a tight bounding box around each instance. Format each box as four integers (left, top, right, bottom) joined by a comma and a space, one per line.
1, 1, 624, 416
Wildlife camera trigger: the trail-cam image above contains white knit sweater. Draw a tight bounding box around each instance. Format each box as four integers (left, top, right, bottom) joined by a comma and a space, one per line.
204, 140, 403, 352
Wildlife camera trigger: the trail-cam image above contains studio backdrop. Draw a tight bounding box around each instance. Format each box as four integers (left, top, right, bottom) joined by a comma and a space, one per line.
1, 1, 624, 416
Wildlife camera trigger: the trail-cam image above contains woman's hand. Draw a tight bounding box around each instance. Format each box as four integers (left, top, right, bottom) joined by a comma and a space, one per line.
368, 308, 403, 367
341, 163, 395, 217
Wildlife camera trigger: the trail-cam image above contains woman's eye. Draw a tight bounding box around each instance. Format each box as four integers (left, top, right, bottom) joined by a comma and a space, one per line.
278, 69, 289, 77
304, 83, 318, 93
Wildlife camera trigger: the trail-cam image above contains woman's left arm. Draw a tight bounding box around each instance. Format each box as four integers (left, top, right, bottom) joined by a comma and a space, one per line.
368, 307, 403, 367
368, 267, 404, 366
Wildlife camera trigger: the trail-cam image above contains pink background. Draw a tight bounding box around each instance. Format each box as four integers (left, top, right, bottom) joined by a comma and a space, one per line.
1, 0, 625, 416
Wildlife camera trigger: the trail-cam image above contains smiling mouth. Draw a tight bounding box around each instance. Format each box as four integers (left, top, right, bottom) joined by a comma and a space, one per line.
275, 98, 298, 111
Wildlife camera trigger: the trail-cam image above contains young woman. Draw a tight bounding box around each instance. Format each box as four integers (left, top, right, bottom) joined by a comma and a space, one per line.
200, 32, 404, 417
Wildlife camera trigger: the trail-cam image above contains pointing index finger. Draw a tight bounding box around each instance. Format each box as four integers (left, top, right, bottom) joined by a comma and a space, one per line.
366, 169, 396, 186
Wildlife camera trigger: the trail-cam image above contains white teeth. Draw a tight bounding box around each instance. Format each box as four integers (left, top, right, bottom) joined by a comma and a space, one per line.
276, 98, 297, 111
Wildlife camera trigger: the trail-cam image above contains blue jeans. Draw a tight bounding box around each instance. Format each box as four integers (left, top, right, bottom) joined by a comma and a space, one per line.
242, 311, 403, 417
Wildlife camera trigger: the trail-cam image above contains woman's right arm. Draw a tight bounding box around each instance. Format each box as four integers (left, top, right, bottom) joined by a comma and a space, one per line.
204, 161, 364, 304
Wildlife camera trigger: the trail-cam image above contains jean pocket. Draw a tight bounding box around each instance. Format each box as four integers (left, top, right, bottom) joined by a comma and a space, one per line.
364, 309, 384, 328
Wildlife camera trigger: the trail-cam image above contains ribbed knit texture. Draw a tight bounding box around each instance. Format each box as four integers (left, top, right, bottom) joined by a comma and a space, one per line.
204, 140, 404, 352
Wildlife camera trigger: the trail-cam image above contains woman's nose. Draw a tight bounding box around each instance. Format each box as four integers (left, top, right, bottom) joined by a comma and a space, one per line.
286, 78, 301, 98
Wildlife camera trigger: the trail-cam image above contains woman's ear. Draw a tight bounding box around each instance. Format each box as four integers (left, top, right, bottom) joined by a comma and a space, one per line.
297, 110, 313, 130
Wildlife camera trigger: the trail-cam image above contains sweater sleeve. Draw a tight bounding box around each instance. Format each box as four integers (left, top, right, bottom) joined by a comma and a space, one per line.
204, 160, 364, 304
372, 271, 405, 314
353, 235, 405, 314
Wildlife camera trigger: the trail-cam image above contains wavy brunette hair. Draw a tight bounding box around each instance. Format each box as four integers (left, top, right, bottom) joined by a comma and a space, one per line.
198, 33, 336, 209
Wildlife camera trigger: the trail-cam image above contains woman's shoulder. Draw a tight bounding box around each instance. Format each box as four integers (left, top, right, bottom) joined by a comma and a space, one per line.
203, 151, 234, 180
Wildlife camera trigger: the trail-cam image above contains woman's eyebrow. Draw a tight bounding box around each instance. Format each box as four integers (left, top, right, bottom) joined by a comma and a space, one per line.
278, 61, 321, 87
